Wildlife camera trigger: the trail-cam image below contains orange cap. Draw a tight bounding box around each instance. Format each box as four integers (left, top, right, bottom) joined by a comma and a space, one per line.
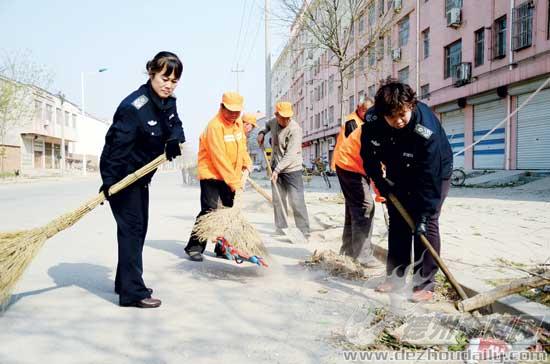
275, 101, 294, 118
222, 92, 244, 112
242, 113, 257, 127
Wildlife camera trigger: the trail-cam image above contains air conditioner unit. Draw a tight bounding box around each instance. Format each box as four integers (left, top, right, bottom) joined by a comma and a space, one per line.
391, 48, 402, 62
453, 62, 472, 87
446, 7, 462, 27
394, 0, 402, 12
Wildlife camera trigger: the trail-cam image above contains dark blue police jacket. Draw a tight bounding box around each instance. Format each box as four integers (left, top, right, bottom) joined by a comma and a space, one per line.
360, 102, 453, 217
100, 81, 185, 186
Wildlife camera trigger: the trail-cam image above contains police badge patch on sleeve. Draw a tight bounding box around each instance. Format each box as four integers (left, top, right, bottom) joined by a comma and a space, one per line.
414, 124, 433, 139
132, 95, 149, 110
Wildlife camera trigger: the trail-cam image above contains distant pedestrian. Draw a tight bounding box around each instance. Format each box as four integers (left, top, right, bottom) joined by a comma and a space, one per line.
100, 51, 185, 308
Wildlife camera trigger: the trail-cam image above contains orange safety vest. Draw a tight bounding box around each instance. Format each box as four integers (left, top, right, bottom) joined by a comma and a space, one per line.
331, 112, 365, 175
198, 112, 249, 191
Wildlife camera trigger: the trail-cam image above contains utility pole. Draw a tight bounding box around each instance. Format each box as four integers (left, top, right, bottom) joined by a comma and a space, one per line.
265, 0, 272, 117
231, 63, 245, 92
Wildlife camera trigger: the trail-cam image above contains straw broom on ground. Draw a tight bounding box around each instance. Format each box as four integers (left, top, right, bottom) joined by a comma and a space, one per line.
192, 171, 269, 258
0, 152, 170, 306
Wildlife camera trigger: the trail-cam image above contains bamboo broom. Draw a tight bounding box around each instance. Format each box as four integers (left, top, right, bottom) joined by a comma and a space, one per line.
0, 152, 170, 306
192, 171, 269, 258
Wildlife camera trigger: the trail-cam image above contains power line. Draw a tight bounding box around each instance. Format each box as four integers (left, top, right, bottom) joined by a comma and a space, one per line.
233, 0, 249, 68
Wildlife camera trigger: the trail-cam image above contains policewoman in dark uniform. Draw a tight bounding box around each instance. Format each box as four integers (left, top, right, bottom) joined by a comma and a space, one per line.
359, 80, 452, 302
100, 51, 185, 308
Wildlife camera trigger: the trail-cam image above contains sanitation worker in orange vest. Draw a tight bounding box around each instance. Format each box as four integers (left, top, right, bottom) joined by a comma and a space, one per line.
184, 92, 251, 262
331, 97, 380, 266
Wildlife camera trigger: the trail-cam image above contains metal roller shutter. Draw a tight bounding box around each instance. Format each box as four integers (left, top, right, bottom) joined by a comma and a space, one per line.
473, 99, 507, 169
516, 89, 550, 169
441, 109, 465, 169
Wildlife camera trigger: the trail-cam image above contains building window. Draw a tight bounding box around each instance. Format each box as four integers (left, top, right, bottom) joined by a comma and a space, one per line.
378, 0, 385, 16
56, 108, 62, 125
386, 33, 392, 56
368, 3, 375, 29
329, 106, 335, 125
358, 56, 365, 72
368, 85, 376, 97
494, 16, 507, 59
398, 66, 409, 83
512, 1, 534, 51
445, 0, 463, 12
72, 114, 77, 128
34, 100, 43, 120
315, 113, 320, 129
377, 37, 384, 59
328, 75, 334, 93
474, 28, 485, 66
398, 16, 410, 47
444, 39, 462, 79
368, 51, 376, 66
420, 84, 430, 99
349, 95, 355, 113
422, 28, 430, 59
310, 116, 313, 130
358, 90, 365, 103
45, 104, 53, 125
358, 14, 365, 33
65, 111, 70, 127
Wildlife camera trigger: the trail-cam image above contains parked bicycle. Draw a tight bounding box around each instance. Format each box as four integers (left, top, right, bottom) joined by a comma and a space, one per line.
312, 157, 332, 189
450, 168, 466, 187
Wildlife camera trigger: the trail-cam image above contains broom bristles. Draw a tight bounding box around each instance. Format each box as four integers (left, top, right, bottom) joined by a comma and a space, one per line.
0, 153, 170, 306
194, 206, 269, 258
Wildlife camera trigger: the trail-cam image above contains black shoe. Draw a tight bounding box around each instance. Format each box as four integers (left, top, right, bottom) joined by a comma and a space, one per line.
120, 297, 161, 308
115, 287, 153, 295
186, 250, 203, 262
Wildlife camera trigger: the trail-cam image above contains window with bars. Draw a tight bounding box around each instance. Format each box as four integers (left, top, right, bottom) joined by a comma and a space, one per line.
420, 84, 430, 99
398, 66, 409, 83
474, 28, 485, 66
494, 16, 507, 59
398, 16, 410, 46
444, 39, 462, 79
512, 1, 534, 51
422, 28, 430, 59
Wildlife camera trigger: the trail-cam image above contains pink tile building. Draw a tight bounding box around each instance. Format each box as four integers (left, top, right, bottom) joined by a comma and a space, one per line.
272, 0, 550, 170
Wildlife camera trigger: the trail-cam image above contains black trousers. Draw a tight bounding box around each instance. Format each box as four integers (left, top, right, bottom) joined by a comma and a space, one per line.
185, 179, 235, 253
109, 183, 151, 305
336, 167, 375, 259
386, 178, 451, 291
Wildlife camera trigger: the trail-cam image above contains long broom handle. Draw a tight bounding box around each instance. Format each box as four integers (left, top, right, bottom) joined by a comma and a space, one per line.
388, 193, 469, 301
247, 176, 273, 204
41, 150, 173, 239
262, 149, 291, 224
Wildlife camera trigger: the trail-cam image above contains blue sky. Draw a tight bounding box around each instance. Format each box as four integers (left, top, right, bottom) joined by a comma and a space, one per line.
0, 0, 286, 150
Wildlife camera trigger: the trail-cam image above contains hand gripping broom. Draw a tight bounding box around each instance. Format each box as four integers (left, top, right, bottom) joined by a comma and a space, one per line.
0, 151, 174, 306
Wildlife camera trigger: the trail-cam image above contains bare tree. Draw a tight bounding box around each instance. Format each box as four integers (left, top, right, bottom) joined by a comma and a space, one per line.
275, 0, 399, 124
0, 50, 52, 173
